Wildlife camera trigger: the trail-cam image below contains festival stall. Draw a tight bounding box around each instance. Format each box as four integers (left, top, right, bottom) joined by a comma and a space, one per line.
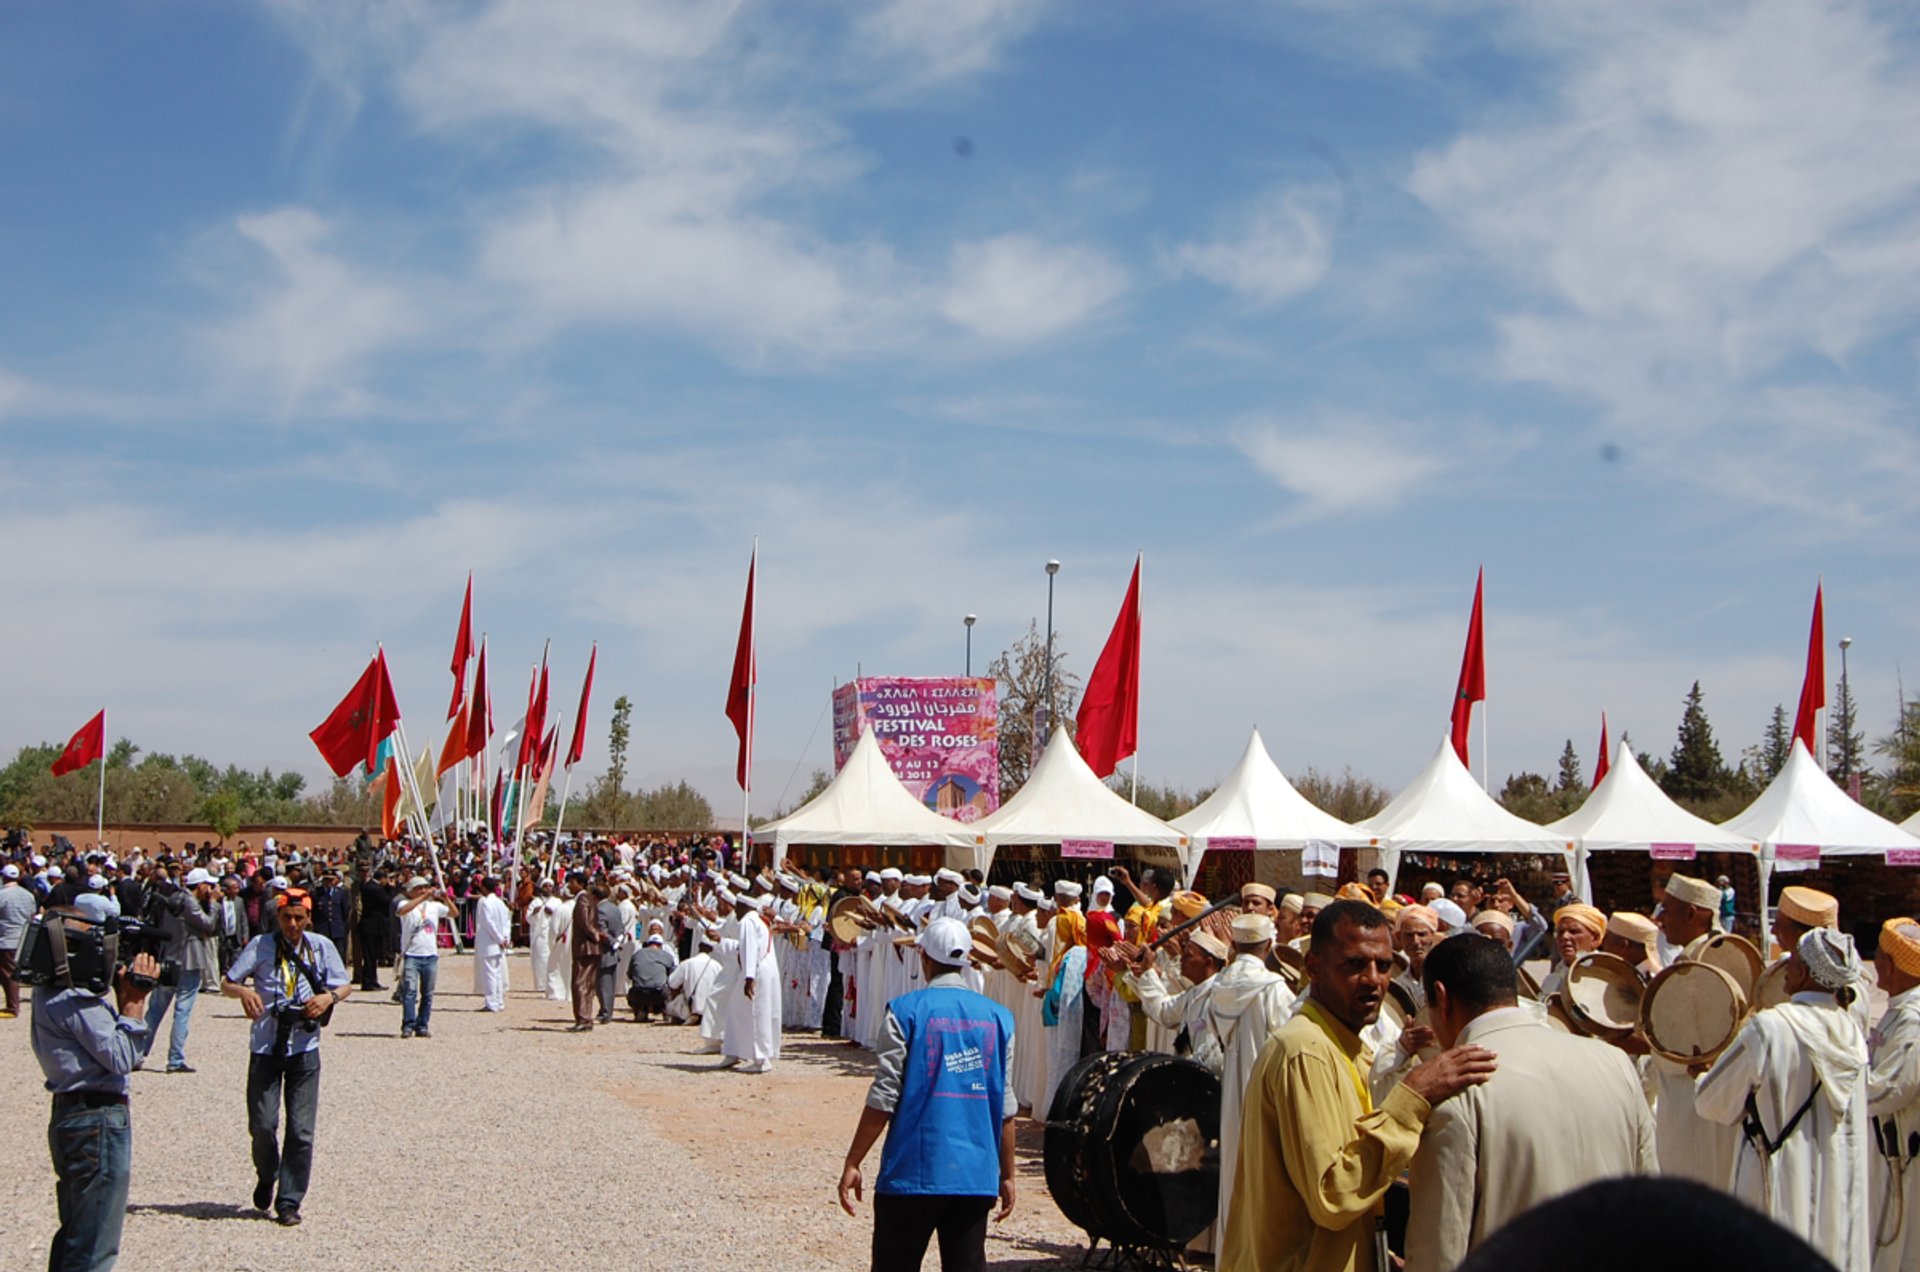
1721, 743, 1920, 936
1549, 741, 1756, 916
1357, 738, 1575, 901
973, 728, 1189, 882
1169, 728, 1368, 893
749, 727, 978, 871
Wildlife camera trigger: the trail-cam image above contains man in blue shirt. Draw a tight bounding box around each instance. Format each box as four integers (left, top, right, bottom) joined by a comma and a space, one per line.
222, 886, 351, 1226
837, 917, 1016, 1272
30, 915, 159, 1272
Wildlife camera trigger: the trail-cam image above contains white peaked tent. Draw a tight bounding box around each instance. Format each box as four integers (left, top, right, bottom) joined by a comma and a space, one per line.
1905, 807, 1920, 834
972, 728, 1189, 873
1356, 738, 1575, 890
1171, 728, 1367, 883
1721, 742, 1920, 906
750, 727, 979, 868
1549, 742, 1755, 902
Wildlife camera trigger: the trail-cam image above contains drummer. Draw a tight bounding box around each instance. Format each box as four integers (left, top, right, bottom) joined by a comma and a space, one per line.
1773, 886, 1839, 958
1649, 872, 1742, 1188
1603, 912, 1663, 978
1657, 872, 1721, 962
1275, 892, 1305, 946
1868, 918, 1920, 1272
1540, 904, 1607, 997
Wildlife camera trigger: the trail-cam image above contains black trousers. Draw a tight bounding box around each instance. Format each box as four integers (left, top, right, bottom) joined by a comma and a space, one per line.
248, 1050, 321, 1216
871, 1193, 991, 1272
627, 985, 665, 1021
820, 954, 844, 1037
354, 929, 387, 989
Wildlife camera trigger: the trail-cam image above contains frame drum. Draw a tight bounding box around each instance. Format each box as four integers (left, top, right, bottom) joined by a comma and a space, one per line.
1559, 952, 1645, 1041
1696, 933, 1763, 1001
1640, 960, 1747, 1065
1753, 957, 1793, 1011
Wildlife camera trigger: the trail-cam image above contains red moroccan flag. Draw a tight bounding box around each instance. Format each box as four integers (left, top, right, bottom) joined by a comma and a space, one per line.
51, 710, 106, 777
566, 644, 596, 768
725, 548, 757, 790
380, 756, 403, 840
438, 696, 469, 779
1076, 556, 1142, 779
462, 638, 492, 767
447, 574, 473, 720
1592, 713, 1611, 790
1449, 569, 1486, 767
518, 656, 549, 774
309, 652, 401, 779
1792, 583, 1825, 757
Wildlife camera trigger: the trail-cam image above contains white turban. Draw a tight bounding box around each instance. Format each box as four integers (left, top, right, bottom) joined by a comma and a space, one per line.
1798, 927, 1861, 992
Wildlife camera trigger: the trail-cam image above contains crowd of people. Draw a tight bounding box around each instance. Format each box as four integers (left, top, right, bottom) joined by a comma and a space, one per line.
6, 824, 1920, 1272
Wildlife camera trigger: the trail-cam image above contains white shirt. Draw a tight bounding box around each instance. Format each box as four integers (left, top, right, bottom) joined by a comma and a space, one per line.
401, 900, 450, 958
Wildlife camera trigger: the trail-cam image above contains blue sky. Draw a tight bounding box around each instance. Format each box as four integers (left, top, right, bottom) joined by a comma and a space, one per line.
4, 1, 1918, 816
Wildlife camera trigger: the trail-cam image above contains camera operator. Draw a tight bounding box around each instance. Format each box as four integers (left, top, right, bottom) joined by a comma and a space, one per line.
138, 866, 218, 1074
222, 886, 349, 1226
30, 912, 160, 1272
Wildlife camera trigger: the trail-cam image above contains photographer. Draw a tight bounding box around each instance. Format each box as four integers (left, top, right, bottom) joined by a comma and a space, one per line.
30, 911, 160, 1272
222, 887, 349, 1226
139, 866, 218, 1074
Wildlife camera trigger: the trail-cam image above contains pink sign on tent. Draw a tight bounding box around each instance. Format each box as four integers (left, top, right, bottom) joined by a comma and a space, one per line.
1206, 836, 1255, 852
1889, 849, 1920, 868
1776, 843, 1821, 863
1650, 842, 1697, 861
1062, 839, 1115, 859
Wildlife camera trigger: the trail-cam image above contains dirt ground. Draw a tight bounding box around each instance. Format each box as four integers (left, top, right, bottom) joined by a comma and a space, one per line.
0, 953, 1093, 1271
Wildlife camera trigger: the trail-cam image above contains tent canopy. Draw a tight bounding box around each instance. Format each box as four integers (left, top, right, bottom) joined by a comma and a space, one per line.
972, 729, 1189, 857
1550, 742, 1755, 854
1905, 807, 1920, 835
1171, 728, 1366, 849
1721, 742, 1920, 856
1357, 738, 1573, 856
750, 728, 978, 860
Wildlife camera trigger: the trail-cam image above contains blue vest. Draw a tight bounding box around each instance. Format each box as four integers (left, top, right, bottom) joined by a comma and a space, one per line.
875, 982, 1014, 1197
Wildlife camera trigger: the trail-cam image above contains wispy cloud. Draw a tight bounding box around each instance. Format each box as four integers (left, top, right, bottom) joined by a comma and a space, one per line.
1168, 187, 1337, 308
1231, 414, 1446, 516
940, 234, 1127, 342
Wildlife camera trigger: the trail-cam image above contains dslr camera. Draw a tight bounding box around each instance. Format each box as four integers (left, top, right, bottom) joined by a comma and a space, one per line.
16, 910, 181, 994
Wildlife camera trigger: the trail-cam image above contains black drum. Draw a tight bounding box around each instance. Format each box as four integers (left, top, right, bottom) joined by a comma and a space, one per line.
1044, 1052, 1222, 1253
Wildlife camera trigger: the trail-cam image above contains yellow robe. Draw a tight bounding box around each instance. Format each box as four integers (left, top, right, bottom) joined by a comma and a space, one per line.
1220, 1004, 1430, 1272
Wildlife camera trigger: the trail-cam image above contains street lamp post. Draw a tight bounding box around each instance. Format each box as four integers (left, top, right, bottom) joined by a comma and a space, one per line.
1042, 560, 1060, 745
1839, 636, 1854, 784
964, 613, 976, 677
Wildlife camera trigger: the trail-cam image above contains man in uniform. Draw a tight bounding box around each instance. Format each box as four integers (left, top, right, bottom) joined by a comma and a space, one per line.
1223, 900, 1496, 1272
837, 917, 1015, 1272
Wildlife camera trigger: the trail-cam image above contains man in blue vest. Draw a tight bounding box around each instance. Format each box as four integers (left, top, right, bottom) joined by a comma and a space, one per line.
837, 916, 1017, 1272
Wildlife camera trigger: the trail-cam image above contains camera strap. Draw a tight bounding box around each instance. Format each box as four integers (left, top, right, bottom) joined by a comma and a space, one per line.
275, 935, 334, 1025
44, 917, 72, 987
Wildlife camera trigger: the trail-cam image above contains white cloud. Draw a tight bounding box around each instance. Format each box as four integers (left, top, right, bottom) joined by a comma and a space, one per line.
1168, 188, 1336, 308
1231, 415, 1446, 516
855, 0, 1048, 86
941, 234, 1127, 341
1408, 0, 1920, 522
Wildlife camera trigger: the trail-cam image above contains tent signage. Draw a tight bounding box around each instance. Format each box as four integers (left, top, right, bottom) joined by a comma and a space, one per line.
1650, 842, 1696, 861
1206, 836, 1256, 852
1061, 838, 1115, 859
832, 676, 1000, 822
1889, 849, 1920, 868
1302, 839, 1340, 877
1775, 843, 1821, 863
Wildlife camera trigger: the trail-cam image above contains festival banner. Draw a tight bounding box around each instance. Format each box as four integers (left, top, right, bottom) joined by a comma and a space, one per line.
833, 677, 999, 822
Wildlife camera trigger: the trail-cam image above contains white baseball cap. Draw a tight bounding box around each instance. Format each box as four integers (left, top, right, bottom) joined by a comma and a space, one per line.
1, 864, 18, 880
185, 868, 216, 887
918, 917, 973, 968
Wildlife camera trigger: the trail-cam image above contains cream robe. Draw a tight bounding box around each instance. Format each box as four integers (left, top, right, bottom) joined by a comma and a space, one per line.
667, 948, 720, 1024
1652, 933, 1742, 1186
1206, 955, 1295, 1246
1007, 912, 1050, 1112
526, 896, 558, 995
1867, 985, 1920, 1272
1696, 993, 1873, 1272
700, 938, 739, 1051
1406, 1009, 1657, 1272
545, 897, 576, 1001
471, 893, 512, 1010
722, 910, 782, 1066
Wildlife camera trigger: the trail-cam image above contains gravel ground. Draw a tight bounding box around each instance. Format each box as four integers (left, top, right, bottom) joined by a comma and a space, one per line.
0, 954, 1093, 1271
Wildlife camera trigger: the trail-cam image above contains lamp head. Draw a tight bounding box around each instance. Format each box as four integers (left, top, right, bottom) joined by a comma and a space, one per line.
1045, 560, 1060, 576
1840, 636, 1853, 650
964, 614, 976, 628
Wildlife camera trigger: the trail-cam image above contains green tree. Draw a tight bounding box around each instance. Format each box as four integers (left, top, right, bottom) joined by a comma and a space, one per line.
989, 619, 1080, 798
1872, 700, 1920, 821
1498, 771, 1561, 823
632, 780, 715, 829
1828, 675, 1866, 785
579, 694, 634, 829
200, 790, 243, 843
1661, 681, 1730, 806
1106, 777, 1212, 821
1293, 767, 1393, 822
1554, 740, 1583, 794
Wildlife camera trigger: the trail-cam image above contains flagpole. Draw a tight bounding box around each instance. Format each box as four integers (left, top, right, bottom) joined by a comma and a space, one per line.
96, 708, 107, 850
394, 719, 463, 952
743, 537, 757, 871
1130, 551, 1142, 805
1481, 701, 1489, 793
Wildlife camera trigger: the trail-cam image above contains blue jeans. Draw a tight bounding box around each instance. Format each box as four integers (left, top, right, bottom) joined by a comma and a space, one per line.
401, 955, 437, 1033
248, 1050, 321, 1215
48, 1101, 130, 1272
141, 974, 200, 1069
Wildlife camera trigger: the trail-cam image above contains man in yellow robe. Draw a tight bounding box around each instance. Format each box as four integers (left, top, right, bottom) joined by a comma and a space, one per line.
1221, 899, 1496, 1272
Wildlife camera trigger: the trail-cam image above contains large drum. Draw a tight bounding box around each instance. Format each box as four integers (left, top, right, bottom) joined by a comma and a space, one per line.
1044, 1052, 1221, 1253
1696, 933, 1763, 1001
1640, 960, 1747, 1066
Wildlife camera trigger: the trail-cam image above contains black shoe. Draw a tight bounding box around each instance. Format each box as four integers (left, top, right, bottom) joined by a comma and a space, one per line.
166, 1063, 196, 1074
400, 1029, 415, 1039
253, 1179, 273, 1212
415, 1029, 431, 1039
275, 1209, 301, 1227
566, 1023, 592, 1032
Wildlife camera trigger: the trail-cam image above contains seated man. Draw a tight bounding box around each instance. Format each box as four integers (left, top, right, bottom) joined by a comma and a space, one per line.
1406, 934, 1655, 1271
626, 932, 677, 1023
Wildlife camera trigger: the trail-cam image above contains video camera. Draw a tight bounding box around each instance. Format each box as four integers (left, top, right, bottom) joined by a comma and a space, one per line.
16, 910, 181, 995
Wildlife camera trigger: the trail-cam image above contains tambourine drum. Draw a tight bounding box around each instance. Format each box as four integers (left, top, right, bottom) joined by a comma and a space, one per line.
970, 934, 1002, 969
1640, 960, 1747, 1065
1753, 957, 1793, 1011
1266, 943, 1307, 991
997, 927, 1039, 981
1697, 933, 1763, 1001
1044, 1052, 1221, 1252
970, 916, 1002, 948
1560, 952, 1645, 1041
1516, 963, 1543, 1002
827, 897, 877, 946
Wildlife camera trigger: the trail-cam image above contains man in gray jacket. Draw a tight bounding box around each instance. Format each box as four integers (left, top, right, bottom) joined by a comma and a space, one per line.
0, 863, 37, 1017
140, 866, 220, 1073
